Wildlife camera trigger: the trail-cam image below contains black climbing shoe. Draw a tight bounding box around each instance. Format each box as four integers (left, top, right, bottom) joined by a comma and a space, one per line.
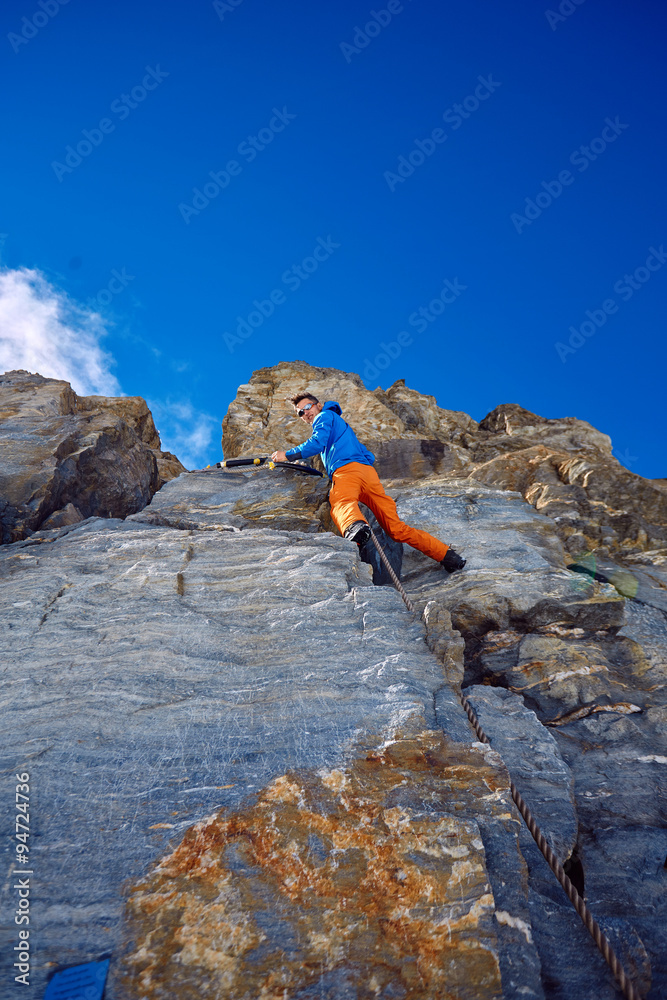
441, 548, 466, 573
344, 520, 371, 547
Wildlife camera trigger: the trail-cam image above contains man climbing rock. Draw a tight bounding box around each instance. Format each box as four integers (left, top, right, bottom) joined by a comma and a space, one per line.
271, 392, 466, 573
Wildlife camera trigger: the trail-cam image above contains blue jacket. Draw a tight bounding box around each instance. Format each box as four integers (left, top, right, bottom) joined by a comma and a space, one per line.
285, 401, 375, 476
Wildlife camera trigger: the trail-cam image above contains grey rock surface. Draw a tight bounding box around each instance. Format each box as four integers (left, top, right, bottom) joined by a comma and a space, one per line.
461, 686, 577, 863
458, 607, 667, 1000
551, 706, 667, 999
568, 550, 667, 616
385, 475, 666, 999
0, 494, 540, 1000
393, 477, 626, 638
128, 465, 329, 534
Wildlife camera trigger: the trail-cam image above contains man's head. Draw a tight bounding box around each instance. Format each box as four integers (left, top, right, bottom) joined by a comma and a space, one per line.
287, 391, 322, 426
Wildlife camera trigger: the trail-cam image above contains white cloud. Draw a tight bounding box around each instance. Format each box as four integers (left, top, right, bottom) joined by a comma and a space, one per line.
0, 266, 220, 470
0, 266, 120, 395
147, 397, 220, 470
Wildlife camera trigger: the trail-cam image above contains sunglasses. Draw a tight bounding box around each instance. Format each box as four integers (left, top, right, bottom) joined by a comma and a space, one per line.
297, 403, 315, 417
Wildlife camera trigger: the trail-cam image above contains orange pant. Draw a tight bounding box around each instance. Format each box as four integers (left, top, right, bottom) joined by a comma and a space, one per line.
329, 462, 449, 563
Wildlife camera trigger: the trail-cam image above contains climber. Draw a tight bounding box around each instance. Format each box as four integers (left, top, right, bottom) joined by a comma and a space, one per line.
270, 393, 466, 573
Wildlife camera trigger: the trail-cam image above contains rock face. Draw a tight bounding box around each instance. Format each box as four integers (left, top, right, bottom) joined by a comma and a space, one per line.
1, 502, 531, 1000
2, 362, 666, 1000
0, 370, 186, 543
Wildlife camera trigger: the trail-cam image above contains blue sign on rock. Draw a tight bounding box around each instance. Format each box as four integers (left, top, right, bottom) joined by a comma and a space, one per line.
43, 959, 110, 1000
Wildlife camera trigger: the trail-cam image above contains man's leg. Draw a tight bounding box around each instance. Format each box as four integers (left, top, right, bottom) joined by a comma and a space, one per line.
328, 463, 367, 537
357, 464, 450, 563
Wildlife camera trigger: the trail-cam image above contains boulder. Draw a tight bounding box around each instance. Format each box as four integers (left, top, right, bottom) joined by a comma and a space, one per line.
0, 370, 186, 543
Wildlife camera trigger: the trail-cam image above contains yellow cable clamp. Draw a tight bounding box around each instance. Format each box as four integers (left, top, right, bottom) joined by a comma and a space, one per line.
267, 461, 275, 469
253, 457, 261, 465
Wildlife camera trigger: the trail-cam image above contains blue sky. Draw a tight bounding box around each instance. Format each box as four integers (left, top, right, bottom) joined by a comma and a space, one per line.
1, 0, 665, 474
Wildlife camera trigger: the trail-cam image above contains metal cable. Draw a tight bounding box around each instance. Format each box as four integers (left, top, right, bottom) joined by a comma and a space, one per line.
369, 529, 641, 1000
459, 694, 640, 1000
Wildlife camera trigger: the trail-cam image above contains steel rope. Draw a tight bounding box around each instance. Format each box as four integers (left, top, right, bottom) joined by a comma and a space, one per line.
369, 528, 641, 1000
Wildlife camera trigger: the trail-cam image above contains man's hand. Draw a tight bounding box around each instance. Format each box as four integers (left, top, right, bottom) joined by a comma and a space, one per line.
271, 450, 288, 463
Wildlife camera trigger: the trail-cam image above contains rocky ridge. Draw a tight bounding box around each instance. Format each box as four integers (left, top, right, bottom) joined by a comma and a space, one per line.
1, 363, 666, 1000
223, 361, 667, 567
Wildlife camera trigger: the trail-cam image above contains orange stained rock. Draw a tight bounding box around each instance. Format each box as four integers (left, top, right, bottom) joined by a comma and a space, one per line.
120, 730, 505, 1000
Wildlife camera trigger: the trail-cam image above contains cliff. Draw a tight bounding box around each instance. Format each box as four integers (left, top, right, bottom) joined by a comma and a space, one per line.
1, 363, 665, 1000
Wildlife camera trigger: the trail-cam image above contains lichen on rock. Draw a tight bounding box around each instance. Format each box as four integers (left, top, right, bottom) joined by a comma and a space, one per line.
120, 731, 506, 1000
